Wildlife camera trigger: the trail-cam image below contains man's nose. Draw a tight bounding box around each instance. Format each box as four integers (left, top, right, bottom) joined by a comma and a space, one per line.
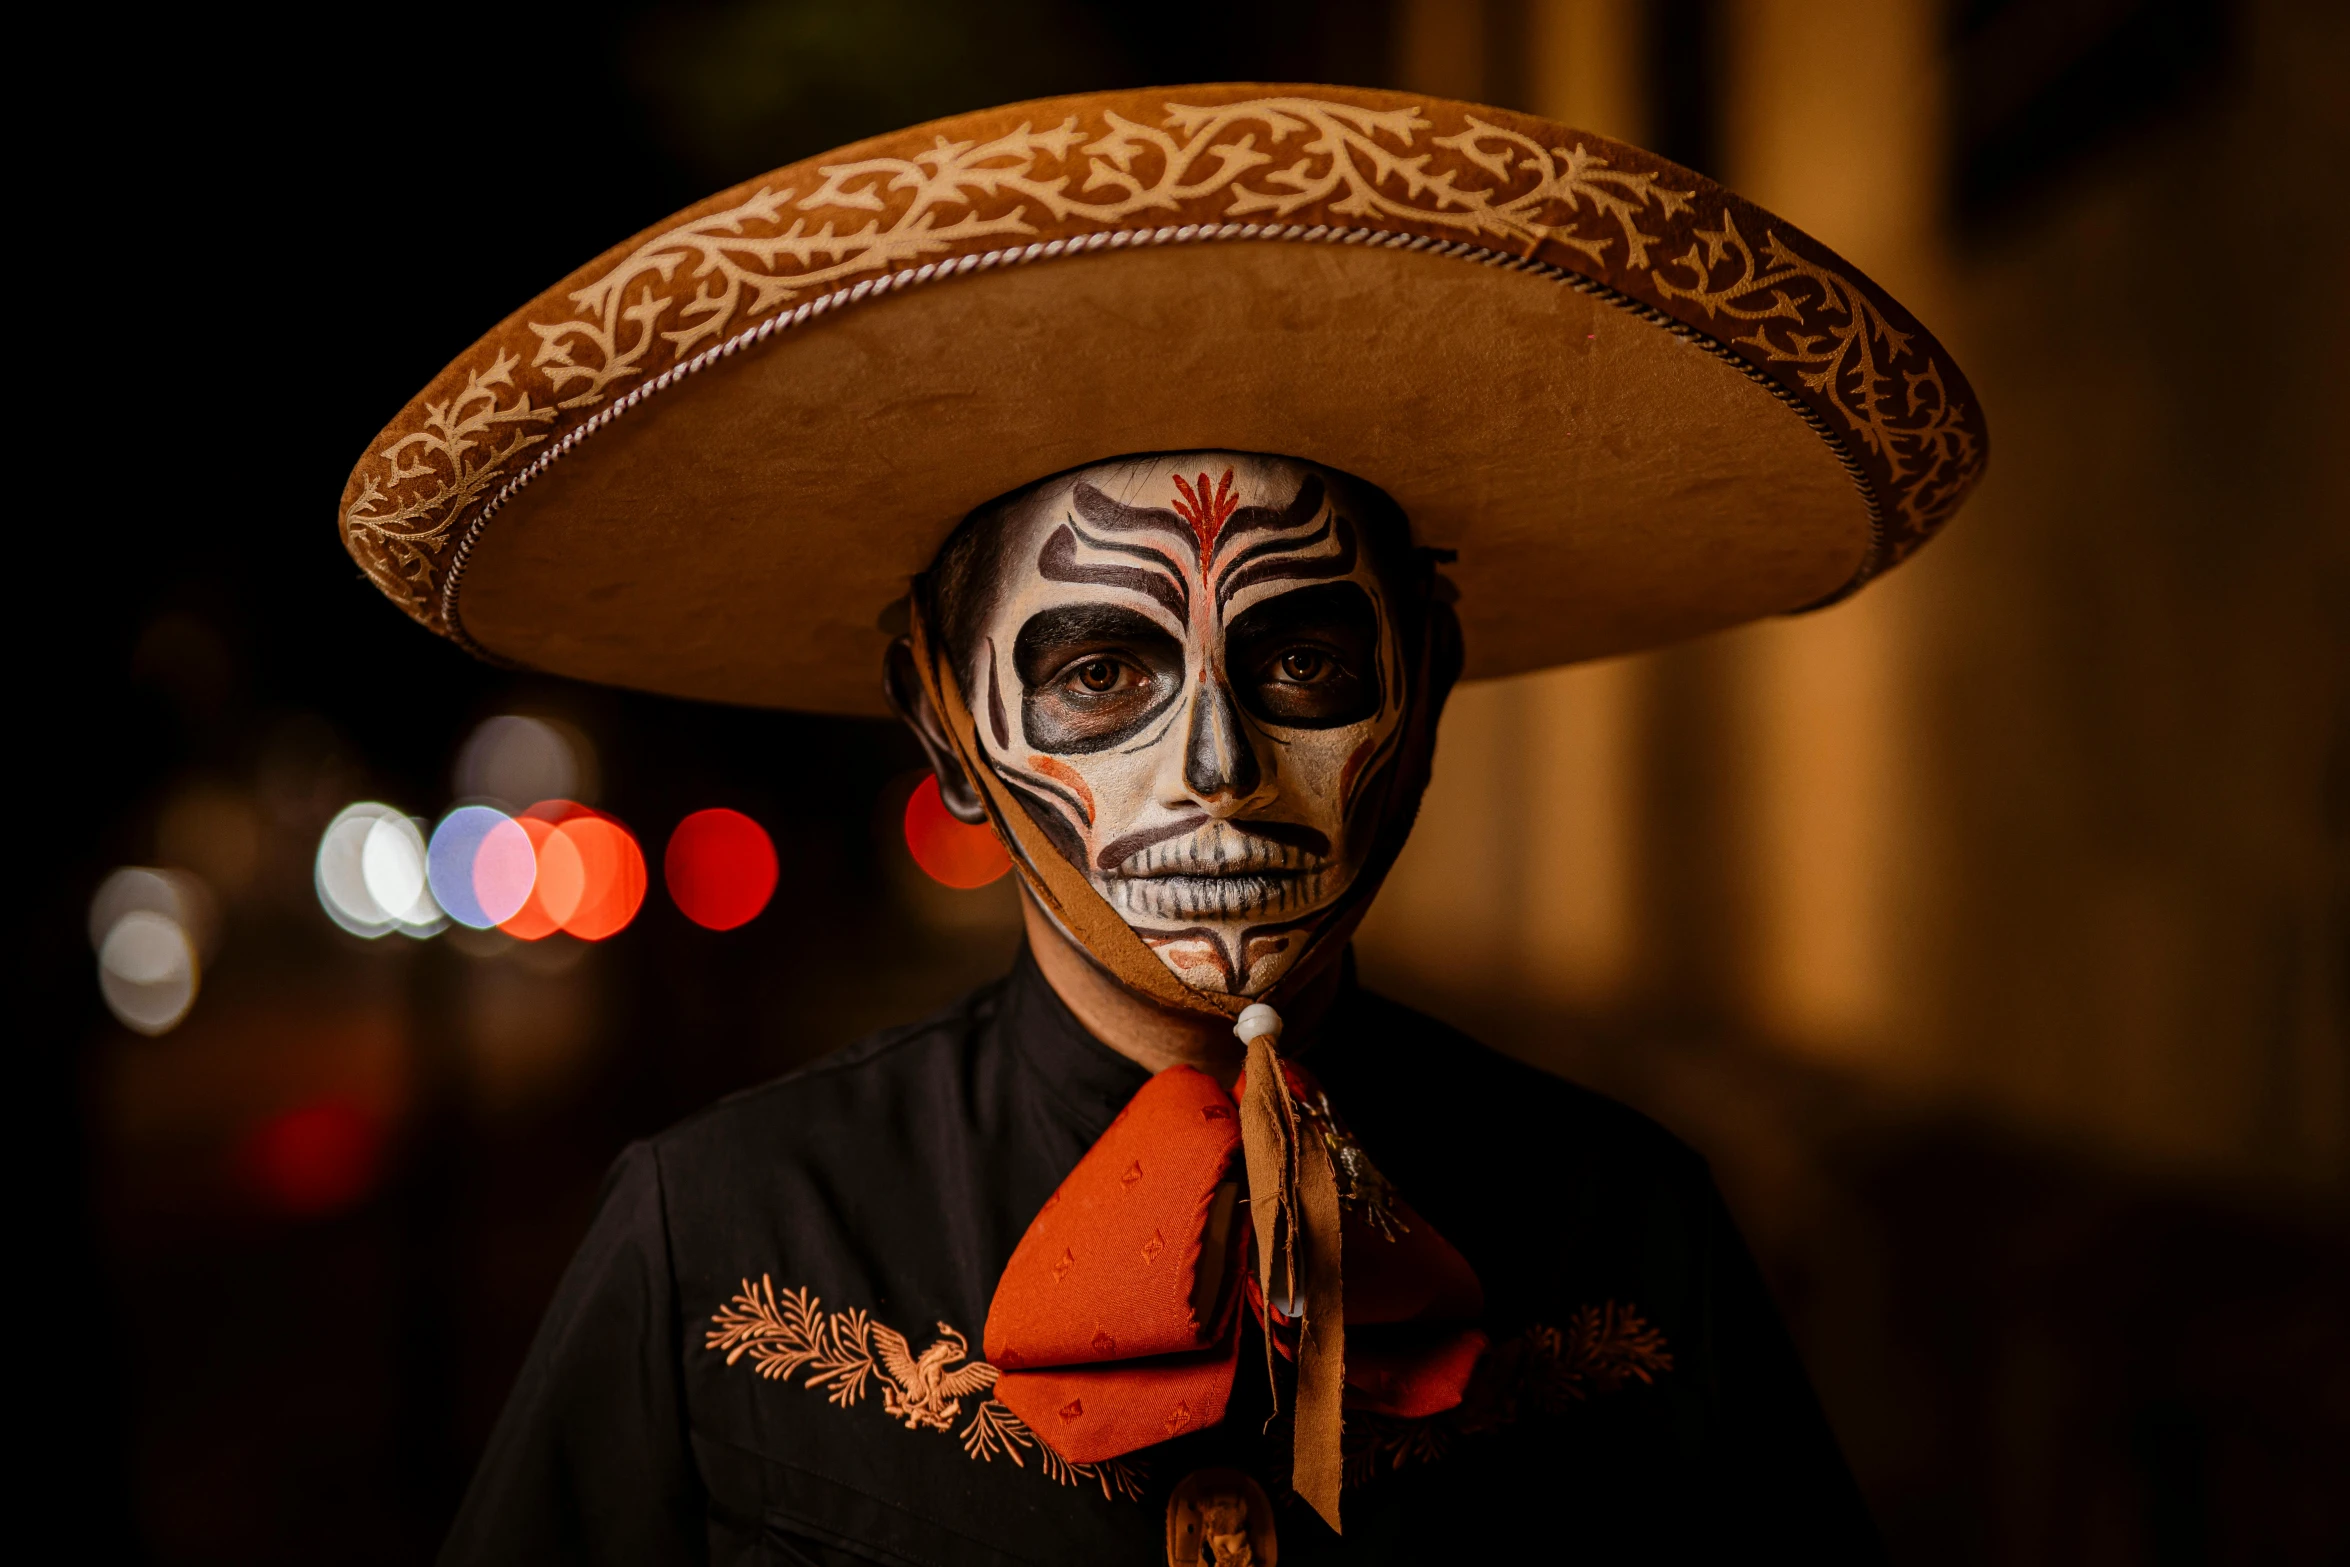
1183, 675, 1262, 802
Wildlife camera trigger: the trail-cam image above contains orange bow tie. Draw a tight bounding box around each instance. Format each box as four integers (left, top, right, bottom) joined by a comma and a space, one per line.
983, 1061, 1485, 1480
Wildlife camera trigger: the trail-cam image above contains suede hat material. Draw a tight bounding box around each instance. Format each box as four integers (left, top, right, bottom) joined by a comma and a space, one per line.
339, 84, 1986, 715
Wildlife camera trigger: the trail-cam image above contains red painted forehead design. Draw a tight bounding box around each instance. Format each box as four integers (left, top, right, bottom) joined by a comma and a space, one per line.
1168, 469, 1241, 569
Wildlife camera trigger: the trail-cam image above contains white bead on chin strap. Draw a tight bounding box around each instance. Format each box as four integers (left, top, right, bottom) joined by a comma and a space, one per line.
1233, 1003, 1283, 1047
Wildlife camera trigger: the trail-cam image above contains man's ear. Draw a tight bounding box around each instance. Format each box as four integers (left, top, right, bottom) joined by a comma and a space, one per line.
883, 636, 991, 826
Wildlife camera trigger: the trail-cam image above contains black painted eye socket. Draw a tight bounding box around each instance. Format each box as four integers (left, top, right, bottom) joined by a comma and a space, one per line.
1015, 604, 1183, 752
1227, 582, 1382, 729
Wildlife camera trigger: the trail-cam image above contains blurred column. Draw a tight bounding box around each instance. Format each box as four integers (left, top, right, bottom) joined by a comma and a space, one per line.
1527, 0, 1648, 142
1394, 0, 1489, 101
1515, 663, 1644, 1006
1368, 679, 1529, 985
1714, 0, 1948, 1063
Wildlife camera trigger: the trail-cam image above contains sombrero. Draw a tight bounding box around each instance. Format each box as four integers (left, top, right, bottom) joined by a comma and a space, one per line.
340, 84, 1985, 715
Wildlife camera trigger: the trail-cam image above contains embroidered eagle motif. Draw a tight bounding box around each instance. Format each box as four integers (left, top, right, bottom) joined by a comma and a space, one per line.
869, 1320, 998, 1432
706, 1277, 1145, 1502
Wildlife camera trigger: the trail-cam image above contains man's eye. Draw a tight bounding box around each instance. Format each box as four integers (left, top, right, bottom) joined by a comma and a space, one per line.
1071, 658, 1126, 694
1277, 649, 1329, 683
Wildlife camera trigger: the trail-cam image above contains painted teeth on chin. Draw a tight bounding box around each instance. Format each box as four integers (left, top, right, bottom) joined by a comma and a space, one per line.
1109, 870, 1330, 920
1117, 826, 1318, 877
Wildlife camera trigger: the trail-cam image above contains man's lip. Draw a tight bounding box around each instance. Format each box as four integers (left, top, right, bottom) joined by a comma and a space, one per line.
1092, 815, 1332, 873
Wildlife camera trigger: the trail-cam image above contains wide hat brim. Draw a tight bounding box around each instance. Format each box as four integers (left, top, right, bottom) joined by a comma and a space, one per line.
341, 84, 1986, 716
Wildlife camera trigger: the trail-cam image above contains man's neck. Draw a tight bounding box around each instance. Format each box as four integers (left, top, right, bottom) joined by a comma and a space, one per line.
1018, 892, 1343, 1089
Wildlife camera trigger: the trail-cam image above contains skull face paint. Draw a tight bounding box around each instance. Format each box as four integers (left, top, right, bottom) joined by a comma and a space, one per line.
954, 453, 1410, 997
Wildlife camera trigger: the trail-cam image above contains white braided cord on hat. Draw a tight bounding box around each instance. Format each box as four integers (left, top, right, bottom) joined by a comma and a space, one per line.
436, 221, 1881, 663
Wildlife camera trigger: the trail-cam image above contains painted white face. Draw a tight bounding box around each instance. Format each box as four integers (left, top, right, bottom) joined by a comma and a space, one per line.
962, 453, 1408, 996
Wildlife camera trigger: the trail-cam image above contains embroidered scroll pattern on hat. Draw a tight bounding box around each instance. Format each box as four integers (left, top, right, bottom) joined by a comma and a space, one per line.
522, 100, 1690, 414
343, 89, 1984, 625
706, 1276, 1145, 1502
1650, 214, 1978, 539
343, 349, 559, 612
1342, 1303, 1673, 1487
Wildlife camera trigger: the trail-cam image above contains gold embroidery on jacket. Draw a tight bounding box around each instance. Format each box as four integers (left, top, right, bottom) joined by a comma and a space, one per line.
707, 1276, 1146, 1502
1342, 1302, 1673, 1486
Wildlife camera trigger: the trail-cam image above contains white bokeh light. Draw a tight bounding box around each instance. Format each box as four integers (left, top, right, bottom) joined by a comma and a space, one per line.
386, 815, 448, 937
89, 866, 219, 961
317, 804, 444, 938
361, 815, 426, 915
98, 908, 198, 1035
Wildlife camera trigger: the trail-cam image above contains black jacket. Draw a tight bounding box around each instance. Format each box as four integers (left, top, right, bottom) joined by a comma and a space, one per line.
442, 950, 1882, 1564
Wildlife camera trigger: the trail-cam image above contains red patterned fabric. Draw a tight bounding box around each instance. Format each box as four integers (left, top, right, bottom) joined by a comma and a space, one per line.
985, 1067, 1244, 1462
986, 1063, 1486, 1463
985, 1327, 1246, 1464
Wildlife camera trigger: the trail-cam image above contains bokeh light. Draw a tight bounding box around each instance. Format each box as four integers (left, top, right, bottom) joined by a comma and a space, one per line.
499, 813, 580, 940
90, 867, 214, 1035
89, 865, 218, 960
362, 815, 426, 917
553, 813, 647, 941
903, 775, 1012, 889
496, 802, 645, 941
428, 805, 537, 929
239, 1100, 385, 1217
664, 808, 779, 930
97, 908, 199, 1036
315, 803, 445, 938
453, 714, 596, 809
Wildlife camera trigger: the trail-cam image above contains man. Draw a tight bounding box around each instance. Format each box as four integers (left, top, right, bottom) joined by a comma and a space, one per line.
343, 85, 1984, 1563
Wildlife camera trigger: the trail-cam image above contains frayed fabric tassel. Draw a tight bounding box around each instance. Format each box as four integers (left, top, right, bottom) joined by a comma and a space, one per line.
1233, 1003, 1346, 1533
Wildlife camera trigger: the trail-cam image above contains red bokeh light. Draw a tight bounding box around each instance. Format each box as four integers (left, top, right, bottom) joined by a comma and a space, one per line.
560, 814, 647, 940
903, 775, 1012, 889
497, 801, 645, 941
240, 1100, 385, 1217
665, 808, 779, 930
499, 813, 574, 939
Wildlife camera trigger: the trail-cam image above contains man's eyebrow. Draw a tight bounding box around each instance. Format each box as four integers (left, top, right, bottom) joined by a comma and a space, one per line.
1227, 582, 1380, 641
1040, 524, 1187, 622
1012, 603, 1180, 682
1216, 513, 1356, 613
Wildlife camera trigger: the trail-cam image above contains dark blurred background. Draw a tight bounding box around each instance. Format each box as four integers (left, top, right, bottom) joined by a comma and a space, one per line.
26, 1, 2346, 1562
